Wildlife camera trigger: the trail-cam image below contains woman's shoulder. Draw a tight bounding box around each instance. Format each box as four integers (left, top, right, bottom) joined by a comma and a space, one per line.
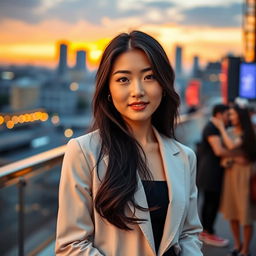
68, 129, 101, 154
172, 139, 196, 158
165, 138, 196, 170
159, 132, 195, 159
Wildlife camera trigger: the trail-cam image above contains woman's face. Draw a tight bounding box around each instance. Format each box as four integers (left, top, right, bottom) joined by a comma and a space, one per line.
229, 108, 240, 126
109, 49, 163, 127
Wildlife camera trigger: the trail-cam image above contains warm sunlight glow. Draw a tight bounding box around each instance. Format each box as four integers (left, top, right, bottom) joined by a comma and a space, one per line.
0, 18, 242, 70
89, 50, 103, 62
68, 38, 110, 67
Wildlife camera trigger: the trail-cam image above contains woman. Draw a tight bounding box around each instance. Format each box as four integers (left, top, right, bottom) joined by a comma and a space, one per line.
55, 31, 202, 256
212, 104, 256, 256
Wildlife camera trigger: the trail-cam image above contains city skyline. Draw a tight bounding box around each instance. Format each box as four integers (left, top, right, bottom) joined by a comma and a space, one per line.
0, 0, 243, 70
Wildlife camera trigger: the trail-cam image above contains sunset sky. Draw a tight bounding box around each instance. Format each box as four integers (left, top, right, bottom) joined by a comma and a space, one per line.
0, 0, 244, 71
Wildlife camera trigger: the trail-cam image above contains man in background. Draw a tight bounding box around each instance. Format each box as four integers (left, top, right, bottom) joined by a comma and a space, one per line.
197, 104, 230, 247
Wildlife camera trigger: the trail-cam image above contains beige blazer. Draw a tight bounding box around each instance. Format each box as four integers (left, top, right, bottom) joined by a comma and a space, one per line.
55, 128, 203, 256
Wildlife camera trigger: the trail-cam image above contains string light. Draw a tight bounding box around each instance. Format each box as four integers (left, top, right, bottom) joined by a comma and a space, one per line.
0, 110, 49, 128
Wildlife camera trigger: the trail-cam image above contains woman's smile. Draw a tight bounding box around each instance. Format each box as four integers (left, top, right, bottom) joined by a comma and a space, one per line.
128, 101, 149, 111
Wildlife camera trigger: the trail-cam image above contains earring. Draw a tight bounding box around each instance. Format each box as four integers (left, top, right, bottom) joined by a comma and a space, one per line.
108, 94, 112, 102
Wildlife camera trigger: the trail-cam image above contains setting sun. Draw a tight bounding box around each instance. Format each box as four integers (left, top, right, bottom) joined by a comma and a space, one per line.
55, 38, 111, 69
89, 50, 103, 63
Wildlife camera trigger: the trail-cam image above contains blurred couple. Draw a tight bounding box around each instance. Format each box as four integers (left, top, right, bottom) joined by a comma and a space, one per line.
197, 102, 256, 256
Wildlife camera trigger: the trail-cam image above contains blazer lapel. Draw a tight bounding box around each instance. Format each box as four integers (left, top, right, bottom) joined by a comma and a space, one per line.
128, 176, 156, 255
103, 156, 156, 255
153, 128, 186, 256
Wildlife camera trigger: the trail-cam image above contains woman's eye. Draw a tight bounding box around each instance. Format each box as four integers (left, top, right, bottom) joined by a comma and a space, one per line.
116, 77, 129, 83
144, 74, 155, 80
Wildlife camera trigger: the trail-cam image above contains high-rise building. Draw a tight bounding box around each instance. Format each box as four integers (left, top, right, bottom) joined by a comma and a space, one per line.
75, 50, 86, 71
221, 56, 241, 103
175, 46, 182, 76
244, 0, 256, 62
192, 56, 200, 77
11, 77, 40, 111
40, 80, 78, 115
57, 43, 68, 75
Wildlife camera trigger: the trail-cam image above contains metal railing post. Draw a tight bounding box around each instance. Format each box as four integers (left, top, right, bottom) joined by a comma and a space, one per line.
18, 177, 26, 256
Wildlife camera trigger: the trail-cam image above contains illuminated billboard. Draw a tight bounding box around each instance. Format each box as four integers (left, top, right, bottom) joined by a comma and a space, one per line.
239, 63, 256, 99
185, 79, 201, 107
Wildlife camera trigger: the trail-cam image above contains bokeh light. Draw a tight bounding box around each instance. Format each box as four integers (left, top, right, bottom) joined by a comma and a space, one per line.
64, 128, 73, 138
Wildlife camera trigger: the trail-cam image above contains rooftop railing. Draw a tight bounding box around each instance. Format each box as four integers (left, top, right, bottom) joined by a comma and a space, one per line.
0, 146, 66, 256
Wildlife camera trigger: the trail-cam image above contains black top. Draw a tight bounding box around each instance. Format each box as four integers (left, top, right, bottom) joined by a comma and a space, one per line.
197, 121, 224, 192
142, 180, 169, 254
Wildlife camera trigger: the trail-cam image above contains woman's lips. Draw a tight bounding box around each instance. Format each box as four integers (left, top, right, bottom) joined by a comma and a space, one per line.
128, 102, 149, 111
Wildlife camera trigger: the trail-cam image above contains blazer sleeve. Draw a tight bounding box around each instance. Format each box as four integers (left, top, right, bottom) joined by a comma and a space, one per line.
55, 139, 104, 256
179, 149, 203, 256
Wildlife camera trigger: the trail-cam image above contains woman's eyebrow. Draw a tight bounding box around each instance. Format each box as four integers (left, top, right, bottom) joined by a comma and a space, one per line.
141, 67, 152, 73
112, 70, 131, 75
112, 67, 152, 75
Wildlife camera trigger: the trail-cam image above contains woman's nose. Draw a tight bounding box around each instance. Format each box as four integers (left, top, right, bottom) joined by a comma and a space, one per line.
131, 79, 145, 98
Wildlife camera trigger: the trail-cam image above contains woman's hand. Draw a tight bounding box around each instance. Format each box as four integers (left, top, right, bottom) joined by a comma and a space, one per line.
210, 117, 225, 131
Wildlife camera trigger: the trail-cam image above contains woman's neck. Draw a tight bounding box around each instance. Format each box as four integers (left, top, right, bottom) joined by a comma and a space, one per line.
127, 121, 156, 147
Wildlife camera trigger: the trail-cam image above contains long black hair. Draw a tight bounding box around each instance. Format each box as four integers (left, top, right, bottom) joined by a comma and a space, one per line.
91, 31, 180, 230
231, 104, 256, 162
